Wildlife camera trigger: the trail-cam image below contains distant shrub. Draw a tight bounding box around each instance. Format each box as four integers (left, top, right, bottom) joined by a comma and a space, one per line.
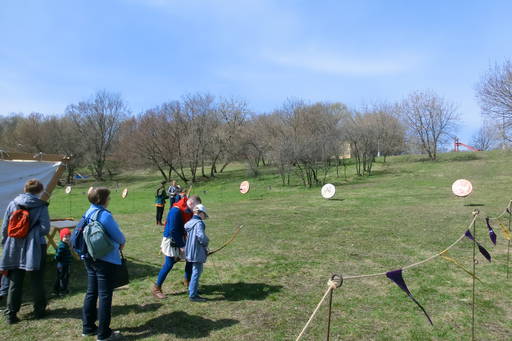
438, 152, 480, 162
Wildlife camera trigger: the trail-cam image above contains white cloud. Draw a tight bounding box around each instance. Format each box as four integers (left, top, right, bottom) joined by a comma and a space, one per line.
264, 50, 420, 76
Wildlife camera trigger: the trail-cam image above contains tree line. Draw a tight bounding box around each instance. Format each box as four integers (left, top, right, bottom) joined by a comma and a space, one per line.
1, 60, 511, 186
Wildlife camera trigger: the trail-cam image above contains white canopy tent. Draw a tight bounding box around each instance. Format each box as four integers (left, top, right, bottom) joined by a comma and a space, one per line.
0, 152, 67, 219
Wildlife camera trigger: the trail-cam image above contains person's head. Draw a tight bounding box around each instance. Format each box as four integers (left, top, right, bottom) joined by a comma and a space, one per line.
160, 181, 166, 186
193, 204, 208, 220
186, 195, 201, 211
60, 228, 71, 243
172, 180, 176, 186
88, 187, 111, 208
24, 179, 44, 195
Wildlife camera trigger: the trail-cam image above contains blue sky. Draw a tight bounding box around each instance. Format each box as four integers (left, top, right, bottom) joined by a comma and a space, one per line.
1, 0, 511, 142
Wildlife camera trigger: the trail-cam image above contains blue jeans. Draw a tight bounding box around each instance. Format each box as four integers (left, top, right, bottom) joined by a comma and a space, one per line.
83, 259, 115, 340
156, 256, 193, 287
188, 262, 203, 298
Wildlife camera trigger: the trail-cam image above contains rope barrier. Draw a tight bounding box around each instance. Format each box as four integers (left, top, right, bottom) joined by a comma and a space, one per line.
296, 203, 510, 340
296, 275, 342, 341
343, 213, 479, 280
487, 200, 512, 221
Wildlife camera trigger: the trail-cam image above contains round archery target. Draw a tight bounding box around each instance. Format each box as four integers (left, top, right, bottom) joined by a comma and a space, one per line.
240, 181, 250, 194
87, 186, 94, 195
65, 186, 72, 194
321, 184, 336, 199
452, 179, 473, 197
122, 188, 129, 198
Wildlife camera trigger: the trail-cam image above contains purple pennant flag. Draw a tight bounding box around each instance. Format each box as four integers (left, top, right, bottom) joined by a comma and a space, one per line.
465, 230, 492, 262
485, 218, 497, 245
386, 269, 433, 326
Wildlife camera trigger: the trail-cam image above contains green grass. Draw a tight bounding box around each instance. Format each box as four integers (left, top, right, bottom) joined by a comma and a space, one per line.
2, 150, 512, 340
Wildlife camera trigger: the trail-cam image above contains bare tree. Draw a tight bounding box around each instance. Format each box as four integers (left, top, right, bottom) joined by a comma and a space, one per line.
476, 60, 512, 146
66, 90, 128, 180
398, 90, 458, 160
472, 119, 500, 151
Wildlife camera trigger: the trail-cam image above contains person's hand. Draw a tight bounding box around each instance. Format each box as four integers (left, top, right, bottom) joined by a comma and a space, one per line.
120, 243, 125, 250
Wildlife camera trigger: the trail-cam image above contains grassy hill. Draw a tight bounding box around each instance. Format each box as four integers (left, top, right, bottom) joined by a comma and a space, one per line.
2, 150, 512, 340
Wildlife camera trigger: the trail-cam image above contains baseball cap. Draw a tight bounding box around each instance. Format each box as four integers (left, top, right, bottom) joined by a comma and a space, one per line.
194, 204, 208, 218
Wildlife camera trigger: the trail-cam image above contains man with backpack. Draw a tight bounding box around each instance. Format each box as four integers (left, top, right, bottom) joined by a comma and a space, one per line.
0, 179, 50, 324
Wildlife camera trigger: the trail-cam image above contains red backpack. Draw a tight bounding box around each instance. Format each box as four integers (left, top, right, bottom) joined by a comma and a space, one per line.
7, 206, 30, 238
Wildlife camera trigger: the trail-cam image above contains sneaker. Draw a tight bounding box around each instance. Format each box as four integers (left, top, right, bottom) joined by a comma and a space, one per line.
97, 330, 122, 340
189, 295, 207, 302
151, 285, 166, 299
82, 330, 98, 337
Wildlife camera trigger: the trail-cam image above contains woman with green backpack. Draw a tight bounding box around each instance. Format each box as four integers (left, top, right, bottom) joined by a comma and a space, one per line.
81, 187, 126, 341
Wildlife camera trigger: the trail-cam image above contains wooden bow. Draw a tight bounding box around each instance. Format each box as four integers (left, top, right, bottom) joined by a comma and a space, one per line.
208, 225, 244, 256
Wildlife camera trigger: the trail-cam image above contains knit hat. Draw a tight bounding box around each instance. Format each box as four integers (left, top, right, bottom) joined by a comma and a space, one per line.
60, 228, 71, 240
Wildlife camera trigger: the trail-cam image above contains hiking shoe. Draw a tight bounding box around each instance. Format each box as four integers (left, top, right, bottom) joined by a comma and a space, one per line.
7, 314, 20, 324
189, 295, 207, 302
151, 285, 166, 299
97, 330, 122, 340
33, 310, 47, 319
82, 329, 98, 337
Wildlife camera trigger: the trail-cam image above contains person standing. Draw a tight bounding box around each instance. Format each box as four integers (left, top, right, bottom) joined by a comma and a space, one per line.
154, 181, 168, 226
0, 179, 50, 324
167, 180, 180, 206
184, 204, 210, 302
152, 195, 201, 299
54, 228, 72, 295
81, 187, 126, 341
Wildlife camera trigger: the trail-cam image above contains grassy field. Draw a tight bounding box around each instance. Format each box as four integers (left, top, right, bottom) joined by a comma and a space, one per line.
2, 150, 512, 340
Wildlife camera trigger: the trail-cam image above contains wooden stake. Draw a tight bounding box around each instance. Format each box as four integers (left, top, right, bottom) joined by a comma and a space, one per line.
507, 211, 511, 279
471, 217, 476, 341
326, 286, 334, 341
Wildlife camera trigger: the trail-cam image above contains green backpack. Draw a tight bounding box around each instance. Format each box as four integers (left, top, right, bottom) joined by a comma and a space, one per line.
83, 209, 114, 260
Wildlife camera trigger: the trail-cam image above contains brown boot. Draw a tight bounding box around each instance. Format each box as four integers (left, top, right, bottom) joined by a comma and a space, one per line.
152, 285, 166, 299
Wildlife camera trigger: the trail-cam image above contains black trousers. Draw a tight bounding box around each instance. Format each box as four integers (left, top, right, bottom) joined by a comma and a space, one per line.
54, 263, 70, 293
156, 206, 164, 224
6, 245, 47, 316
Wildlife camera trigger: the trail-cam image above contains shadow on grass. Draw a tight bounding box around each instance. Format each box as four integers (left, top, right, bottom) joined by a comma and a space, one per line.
200, 282, 282, 301
464, 203, 485, 207
122, 311, 238, 340
15, 255, 162, 306
47, 303, 163, 320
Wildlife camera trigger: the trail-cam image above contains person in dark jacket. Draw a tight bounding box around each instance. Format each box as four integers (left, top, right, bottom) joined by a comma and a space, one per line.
184, 204, 209, 302
152, 195, 201, 299
166, 181, 180, 205
0, 179, 50, 324
54, 228, 72, 295
154, 181, 168, 226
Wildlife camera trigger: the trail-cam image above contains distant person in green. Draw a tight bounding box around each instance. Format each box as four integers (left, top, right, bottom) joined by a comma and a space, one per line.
155, 181, 168, 226
54, 228, 72, 295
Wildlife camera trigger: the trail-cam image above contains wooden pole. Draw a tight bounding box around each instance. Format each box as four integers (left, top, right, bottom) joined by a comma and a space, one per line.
471, 216, 477, 341
508, 211, 511, 279
41, 162, 67, 202
326, 286, 334, 341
